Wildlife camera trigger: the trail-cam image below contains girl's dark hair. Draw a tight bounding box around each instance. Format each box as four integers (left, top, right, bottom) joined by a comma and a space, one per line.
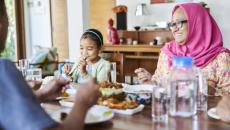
81, 29, 103, 48
0, 0, 7, 17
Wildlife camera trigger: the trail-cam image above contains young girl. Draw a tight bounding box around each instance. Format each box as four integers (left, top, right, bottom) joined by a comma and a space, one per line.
62, 29, 111, 83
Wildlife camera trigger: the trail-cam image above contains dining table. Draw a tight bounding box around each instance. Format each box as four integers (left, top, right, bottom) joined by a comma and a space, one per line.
42, 96, 230, 130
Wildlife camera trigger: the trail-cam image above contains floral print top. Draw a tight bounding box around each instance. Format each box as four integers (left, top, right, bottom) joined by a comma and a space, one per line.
151, 51, 230, 96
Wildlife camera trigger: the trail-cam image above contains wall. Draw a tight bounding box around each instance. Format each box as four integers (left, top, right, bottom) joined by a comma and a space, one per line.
67, 0, 90, 62
116, 0, 230, 49
51, 0, 69, 61
116, 0, 175, 29
90, 0, 116, 44
201, 0, 230, 49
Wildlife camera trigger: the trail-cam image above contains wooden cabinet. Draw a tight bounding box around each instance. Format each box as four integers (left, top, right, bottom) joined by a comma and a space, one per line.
102, 30, 173, 82
101, 44, 162, 82
118, 29, 173, 45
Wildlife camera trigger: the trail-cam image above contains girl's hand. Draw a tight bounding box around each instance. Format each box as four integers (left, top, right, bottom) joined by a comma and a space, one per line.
134, 68, 152, 83
78, 57, 87, 75
62, 64, 72, 74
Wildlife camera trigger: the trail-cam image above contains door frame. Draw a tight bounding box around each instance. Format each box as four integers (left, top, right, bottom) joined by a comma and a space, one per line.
14, 0, 26, 60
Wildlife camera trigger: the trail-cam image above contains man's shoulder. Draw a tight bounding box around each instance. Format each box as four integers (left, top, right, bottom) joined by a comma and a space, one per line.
0, 58, 14, 66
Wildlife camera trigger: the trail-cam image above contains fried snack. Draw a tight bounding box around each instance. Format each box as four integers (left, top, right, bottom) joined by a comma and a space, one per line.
109, 100, 138, 109
59, 91, 69, 97
99, 81, 122, 89
98, 97, 138, 110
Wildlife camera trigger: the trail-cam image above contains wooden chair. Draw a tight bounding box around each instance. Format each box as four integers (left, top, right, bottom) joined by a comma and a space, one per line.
108, 53, 125, 82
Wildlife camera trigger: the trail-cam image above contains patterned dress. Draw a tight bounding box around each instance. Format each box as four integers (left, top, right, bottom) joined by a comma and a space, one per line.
151, 51, 230, 96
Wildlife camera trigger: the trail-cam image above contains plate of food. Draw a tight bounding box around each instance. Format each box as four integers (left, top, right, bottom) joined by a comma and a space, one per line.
47, 105, 114, 124
208, 107, 220, 120
59, 81, 144, 115
56, 87, 76, 100
122, 84, 155, 94
97, 81, 144, 115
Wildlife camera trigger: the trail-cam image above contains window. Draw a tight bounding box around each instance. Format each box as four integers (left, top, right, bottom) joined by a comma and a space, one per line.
0, 0, 17, 61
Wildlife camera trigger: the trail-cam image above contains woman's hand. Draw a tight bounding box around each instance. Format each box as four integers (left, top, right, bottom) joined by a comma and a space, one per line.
35, 78, 70, 102
216, 95, 230, 122
134, 68, 152, 83
78, 57, 87, 75
62, 64, 72, 74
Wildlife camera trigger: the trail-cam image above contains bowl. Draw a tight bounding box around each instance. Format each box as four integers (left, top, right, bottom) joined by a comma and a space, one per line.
134, 26, 141, 31
122, 84, 156, 105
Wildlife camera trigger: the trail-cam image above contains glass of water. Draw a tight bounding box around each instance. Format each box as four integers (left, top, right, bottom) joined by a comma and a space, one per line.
19, 59, 29, 77
26, 68, 42, 81
195, 68, 208, 111
110, 62, 116, 83
152, 86, 168, 122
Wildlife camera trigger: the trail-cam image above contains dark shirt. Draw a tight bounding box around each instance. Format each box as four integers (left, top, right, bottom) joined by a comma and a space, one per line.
0, 58, 57, 130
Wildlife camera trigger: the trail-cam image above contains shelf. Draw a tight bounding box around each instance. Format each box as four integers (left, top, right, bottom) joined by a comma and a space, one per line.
102, 44, 163, 53
125, 55, 159, 60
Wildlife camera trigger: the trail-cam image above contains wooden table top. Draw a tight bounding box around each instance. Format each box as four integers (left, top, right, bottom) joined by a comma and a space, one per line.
44, 96, 230, 130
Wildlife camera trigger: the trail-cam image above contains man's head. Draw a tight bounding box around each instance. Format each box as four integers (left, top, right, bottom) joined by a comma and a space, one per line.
0, 0, 9, 53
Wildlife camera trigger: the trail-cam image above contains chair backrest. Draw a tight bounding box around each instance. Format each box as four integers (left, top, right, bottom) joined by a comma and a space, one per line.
108, 53, 125, 82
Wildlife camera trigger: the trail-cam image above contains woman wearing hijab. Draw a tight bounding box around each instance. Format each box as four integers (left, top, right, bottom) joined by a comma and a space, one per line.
135, 3, 230, 96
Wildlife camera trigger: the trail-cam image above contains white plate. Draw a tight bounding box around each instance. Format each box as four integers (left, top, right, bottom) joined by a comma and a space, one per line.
112, 104, 144, 115
85, 106, 114, 124
59, 99, 74, 107
208, 107, 220, 120
59, 100, 144, 115
47, 105, 114, 124
122, 84, 156, 94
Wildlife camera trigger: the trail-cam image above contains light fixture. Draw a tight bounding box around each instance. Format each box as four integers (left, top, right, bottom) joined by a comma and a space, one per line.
135, 3, 148, 16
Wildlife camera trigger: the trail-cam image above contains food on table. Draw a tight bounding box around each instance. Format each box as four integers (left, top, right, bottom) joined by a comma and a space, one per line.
98, 81, 138, 109
60, 112, 68, 121
59, 91, 69, 97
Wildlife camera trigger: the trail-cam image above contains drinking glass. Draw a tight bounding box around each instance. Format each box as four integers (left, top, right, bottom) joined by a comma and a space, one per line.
110, 62, 116, 83
26, 68, 42, 81
152, 86, 168, 122
195, 67, 208, 111
19, 59, 29, 77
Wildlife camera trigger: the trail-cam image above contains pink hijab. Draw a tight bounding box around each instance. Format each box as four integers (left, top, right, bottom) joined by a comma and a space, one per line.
161, 3, 230, 68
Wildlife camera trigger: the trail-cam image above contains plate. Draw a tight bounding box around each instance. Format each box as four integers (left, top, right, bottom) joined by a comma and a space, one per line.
47, 105, 114, 124
208, 107, 220, 120
59, 98, 75, 107
59, 99, 144, 115
122, 84, 156, 94
112, 104, 144, 115
85, 106, 114, 124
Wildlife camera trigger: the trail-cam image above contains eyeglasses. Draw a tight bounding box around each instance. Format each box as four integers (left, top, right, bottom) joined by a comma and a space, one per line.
168, 20, 188, 30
